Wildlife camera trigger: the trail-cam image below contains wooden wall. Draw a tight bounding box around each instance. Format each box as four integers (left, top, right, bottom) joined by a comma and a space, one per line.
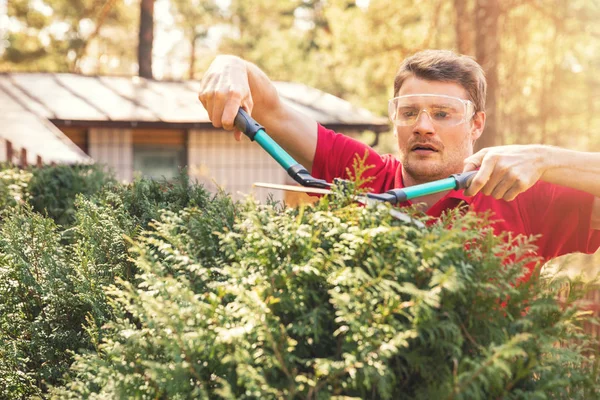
89, 128, 133, 182
61, 127, 88, 154
188, 129, 285, 203
132, 129, 186, 146
62, 126, 318, 204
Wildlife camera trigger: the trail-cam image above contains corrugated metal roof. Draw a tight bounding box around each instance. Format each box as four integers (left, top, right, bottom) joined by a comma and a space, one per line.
0, 72, 389, 130
0, 72, 389, 164
0, 77, 91, 164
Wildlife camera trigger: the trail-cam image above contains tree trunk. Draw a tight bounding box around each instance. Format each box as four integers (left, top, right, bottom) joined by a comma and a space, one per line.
538, 29, 557, 145
73, 0, 119, 73
189, 32, 196, 80
454, 0, 474, 56
474, 0, 500, 150
138, 0, 154, 79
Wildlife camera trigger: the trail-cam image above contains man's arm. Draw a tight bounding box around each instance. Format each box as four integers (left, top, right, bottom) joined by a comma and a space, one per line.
463, 145, 600, 229
198, 55, 318, 171
540, 149, 600, 230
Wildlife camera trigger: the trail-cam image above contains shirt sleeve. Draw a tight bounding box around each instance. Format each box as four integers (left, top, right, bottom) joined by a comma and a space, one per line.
311, 124, 389, 191
517, 181, 600, 259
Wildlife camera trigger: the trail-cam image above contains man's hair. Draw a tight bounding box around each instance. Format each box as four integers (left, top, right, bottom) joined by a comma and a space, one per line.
393, 50, 487, 112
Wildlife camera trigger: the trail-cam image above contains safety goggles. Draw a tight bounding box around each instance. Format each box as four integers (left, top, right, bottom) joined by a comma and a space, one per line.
388, 94, 476, 127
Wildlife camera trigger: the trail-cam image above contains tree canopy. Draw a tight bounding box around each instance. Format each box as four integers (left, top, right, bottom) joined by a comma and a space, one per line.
1, 0, 599, 149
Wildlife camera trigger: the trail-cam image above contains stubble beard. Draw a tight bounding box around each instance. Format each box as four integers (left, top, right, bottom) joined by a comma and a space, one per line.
401, 141, 472, 185
402, 155, 449, 184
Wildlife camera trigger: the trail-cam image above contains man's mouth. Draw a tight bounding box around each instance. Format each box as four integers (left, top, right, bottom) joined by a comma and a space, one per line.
410, 143, 440, 154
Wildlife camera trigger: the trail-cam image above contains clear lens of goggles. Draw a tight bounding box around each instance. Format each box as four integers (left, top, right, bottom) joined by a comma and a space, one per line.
388, 94, 475, 127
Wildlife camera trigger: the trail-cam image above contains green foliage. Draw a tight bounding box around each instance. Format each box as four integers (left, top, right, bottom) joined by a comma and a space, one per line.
167, 0, 223, 79
0, 194, 145, 397
51, 188, 600, 399
3, 1, 599, 150
1, 0, 137, 73
0, 165, 32, 213
0, 206, 95, 398
0, 164, 235, 397
28, 164, 114, 226
2, 0, 600, 150
218, 0, 600, 151
117, 170, 220, 229
1, 163, 598, 399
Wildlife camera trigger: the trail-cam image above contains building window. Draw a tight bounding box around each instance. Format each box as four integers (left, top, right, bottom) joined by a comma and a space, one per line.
133, 145, 186, 180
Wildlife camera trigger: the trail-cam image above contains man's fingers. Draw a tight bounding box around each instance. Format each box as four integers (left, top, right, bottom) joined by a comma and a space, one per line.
198, 56, 254, 139
221, 96, 254, 132
233, 100, 255, 141
490, 177, 515, 200
198, 74, 218, 121
463, 161, 479, 172
503, 181, 524, 202
222, 97, 242, 131
199, 93, 214, 123
242, 99, 254, 116
462, 146, 543, 200
211, 90, 229, 129
463, 148, 489, 172
199, 76, 247, 131
464, 157, 495, 196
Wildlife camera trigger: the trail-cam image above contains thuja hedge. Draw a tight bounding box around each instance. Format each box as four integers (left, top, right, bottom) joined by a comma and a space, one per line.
0, 165, 234, 398
0, 164, 599, 399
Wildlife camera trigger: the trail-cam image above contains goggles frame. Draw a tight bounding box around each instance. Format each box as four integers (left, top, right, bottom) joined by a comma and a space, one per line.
388, 94, 476, 127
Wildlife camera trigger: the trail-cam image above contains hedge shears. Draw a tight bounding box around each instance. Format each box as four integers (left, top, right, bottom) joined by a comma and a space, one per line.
234, 109, 475, 227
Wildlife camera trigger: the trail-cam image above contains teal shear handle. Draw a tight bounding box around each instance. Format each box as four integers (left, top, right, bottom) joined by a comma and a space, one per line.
377, 171, 475, 204
233, 108, 476, 204
234, 109, 330, 188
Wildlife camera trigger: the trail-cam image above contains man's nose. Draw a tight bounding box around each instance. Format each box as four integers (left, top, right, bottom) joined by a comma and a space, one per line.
413, 110, 435, 135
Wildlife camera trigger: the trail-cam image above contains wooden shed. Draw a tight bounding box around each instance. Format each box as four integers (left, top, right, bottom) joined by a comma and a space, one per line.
0, 72, 389, 203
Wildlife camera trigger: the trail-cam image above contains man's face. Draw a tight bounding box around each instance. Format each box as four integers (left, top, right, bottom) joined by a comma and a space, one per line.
392, 77, 485, 184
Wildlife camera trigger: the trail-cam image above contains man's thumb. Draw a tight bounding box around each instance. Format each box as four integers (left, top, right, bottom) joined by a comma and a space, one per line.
234, 129, 243, 142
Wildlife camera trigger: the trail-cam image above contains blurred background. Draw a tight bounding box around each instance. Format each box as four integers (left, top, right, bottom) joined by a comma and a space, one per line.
2, 0, 600, 150
1, 0, 599, 276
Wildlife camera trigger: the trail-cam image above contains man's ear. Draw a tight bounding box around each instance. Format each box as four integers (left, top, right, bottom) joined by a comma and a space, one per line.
470, 111, 486, 141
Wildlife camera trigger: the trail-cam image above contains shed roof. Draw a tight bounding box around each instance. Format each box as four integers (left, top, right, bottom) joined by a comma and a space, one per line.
0, 72, 389, 132
0, 77, 90, 164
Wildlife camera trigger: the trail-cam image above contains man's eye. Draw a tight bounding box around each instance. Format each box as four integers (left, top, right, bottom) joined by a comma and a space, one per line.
401, 110, 418, 118
433, 111, 450, 119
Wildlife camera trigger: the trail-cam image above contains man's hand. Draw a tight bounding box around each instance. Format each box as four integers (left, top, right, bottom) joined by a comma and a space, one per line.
198, 55, 254, 141
462, 145, 551, 201
197, 55, 318, 170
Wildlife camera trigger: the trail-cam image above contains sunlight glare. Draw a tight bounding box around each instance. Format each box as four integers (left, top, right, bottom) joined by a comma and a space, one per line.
356, 0, 370, 10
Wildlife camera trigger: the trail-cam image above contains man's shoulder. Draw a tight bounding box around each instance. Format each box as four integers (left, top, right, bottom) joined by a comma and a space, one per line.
316, 123, 400, 169
379, 153, 401, 165
314, 124, 400, 186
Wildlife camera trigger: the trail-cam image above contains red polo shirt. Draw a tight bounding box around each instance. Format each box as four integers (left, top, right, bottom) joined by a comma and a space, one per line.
312, 125, 600, 266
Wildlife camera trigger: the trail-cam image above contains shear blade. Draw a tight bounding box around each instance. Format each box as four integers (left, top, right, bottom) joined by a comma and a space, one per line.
254, 182, 425, 229
253, 182, 331, 195
356, 197, 426, 229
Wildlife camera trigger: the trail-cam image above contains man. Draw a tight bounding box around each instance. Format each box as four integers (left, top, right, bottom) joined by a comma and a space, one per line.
198, 49, 600, 269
